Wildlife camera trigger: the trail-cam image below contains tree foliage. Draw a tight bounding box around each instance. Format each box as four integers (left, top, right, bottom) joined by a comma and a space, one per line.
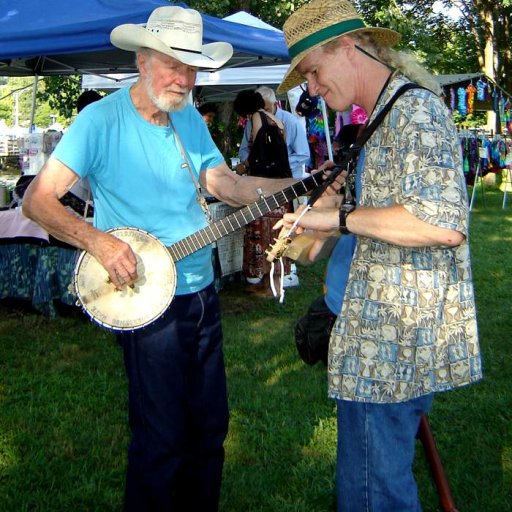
187, 0, 310, 29
37, 76, 82, 120
0, 77, 59, 130
355, 0, 512, 92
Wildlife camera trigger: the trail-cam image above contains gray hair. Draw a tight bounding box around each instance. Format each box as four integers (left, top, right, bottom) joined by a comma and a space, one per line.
325, 34, 441, 95
255, 86, 277, 104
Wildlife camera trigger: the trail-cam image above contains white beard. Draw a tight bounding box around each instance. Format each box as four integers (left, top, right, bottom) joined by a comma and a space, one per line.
145, 70, 189, 112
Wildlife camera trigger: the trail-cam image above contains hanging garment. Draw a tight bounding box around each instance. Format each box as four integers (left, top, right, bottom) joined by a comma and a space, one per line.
450, 87, 456, 112
457, 87, 467, 116
476, 79, 486, 101
466, 83, 477, 115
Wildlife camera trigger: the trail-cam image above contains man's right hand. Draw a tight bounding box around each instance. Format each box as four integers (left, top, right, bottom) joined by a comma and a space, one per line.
89, 231, 139, 289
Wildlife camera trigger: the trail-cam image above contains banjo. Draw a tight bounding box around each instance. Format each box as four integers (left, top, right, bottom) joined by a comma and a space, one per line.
73, 171, 325, 331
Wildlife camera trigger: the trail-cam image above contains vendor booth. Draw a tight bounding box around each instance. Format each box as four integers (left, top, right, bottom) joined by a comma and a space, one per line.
0, 209, 78, 317
438, 73, 512, 208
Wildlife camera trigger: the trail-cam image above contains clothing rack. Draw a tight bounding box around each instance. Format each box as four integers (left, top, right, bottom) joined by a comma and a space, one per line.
469, 162, 485, 210
459, 129, 486, 210
459, 129, 512, 210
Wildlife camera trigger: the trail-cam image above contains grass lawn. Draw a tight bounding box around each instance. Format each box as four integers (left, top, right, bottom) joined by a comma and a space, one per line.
0, 189, 511, 511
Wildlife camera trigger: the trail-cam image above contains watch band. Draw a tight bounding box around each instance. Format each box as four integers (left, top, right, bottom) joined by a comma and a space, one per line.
339, 204, 356, 235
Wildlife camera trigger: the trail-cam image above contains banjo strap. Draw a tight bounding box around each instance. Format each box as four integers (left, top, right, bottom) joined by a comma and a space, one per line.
169, 115, 212, 224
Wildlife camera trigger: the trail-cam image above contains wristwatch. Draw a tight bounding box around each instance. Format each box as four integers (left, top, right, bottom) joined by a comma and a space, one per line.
339, 203, 356, 235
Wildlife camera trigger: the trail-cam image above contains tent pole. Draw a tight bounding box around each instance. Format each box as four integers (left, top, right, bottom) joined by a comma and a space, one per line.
319, 97, 333, 161
29, 75, 38, 131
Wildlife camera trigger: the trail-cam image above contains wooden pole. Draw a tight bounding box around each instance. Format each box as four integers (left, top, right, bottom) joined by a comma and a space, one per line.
417, 415, 459, 512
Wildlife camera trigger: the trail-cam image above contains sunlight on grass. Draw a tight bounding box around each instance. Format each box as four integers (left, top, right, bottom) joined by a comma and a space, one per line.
301, 416, 337, 459
265, 359, 305, 386
223, 412, 260, 465
248, 317, 291, 345
1, 191, 511, 511
0, 434, 18, 469
482, 232, 512, 241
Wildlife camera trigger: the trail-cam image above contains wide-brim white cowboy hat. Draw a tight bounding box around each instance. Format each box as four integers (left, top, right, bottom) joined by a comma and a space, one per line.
111, 6, 233, 69
277, 0, 400, 93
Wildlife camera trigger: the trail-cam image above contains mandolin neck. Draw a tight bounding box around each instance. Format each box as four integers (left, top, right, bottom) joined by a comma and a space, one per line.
167, 172, 324, 262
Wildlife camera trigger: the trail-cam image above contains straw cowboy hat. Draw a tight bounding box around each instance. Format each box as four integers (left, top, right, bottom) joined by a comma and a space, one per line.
111, 6, 233, 69
277, 0, 400, 93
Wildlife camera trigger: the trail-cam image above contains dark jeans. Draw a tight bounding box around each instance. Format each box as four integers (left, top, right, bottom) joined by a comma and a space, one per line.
117, 283, 229, 512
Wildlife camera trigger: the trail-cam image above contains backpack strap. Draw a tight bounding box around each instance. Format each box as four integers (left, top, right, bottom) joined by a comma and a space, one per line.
249, 110, 268, 144
258, 109, 268, 127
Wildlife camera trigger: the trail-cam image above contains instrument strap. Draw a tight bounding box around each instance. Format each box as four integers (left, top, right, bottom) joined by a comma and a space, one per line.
307, 82, 428, 207
268, 82, 427, 303
169, 115, 212, 223
83, 186, 92, 220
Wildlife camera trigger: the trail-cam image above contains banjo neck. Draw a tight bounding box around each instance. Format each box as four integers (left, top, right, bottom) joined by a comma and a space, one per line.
167, 171, 325, 262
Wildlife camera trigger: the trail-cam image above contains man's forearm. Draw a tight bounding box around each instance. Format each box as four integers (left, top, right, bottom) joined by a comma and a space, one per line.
23, 195, 98, 252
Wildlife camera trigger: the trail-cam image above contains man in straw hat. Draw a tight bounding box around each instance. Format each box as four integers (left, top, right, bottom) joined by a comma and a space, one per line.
276, 0, 481, 510
23, 6, 296, 511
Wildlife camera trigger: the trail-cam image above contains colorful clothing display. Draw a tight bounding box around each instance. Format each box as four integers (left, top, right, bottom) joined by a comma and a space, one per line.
460, 132, 510, 184
444, 77, 512, 130
466, 83, 477, 114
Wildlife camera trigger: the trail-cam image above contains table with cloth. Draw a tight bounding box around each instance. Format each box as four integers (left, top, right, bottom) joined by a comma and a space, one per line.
0, 207, 78, 317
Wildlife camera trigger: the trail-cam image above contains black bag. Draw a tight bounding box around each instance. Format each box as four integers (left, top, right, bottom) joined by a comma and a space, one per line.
294, 296, 337, 366
248, 111, 292, 179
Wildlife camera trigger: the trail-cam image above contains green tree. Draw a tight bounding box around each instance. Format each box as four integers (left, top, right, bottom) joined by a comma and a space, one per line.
37, 76, 82, 121
445, 0, 512, 92
0, 77, 68, 130
353, 0, 478, 73
188, 0, 310, 29
355, 0, 512, 91
0, 78, 37, 129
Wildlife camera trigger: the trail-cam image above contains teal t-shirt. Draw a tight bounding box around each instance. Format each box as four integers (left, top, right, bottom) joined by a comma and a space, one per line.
52, 87, 225, 295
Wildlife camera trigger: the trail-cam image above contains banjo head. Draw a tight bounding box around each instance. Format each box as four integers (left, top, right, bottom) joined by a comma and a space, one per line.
74, 227, 176, 331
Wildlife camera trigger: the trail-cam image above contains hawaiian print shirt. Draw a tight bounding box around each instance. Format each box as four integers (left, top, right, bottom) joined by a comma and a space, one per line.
328, 75, 482, 403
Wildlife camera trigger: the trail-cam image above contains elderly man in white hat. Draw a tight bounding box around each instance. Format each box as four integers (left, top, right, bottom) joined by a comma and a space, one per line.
23, 6, 296, 511
276, 0, 481, 511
